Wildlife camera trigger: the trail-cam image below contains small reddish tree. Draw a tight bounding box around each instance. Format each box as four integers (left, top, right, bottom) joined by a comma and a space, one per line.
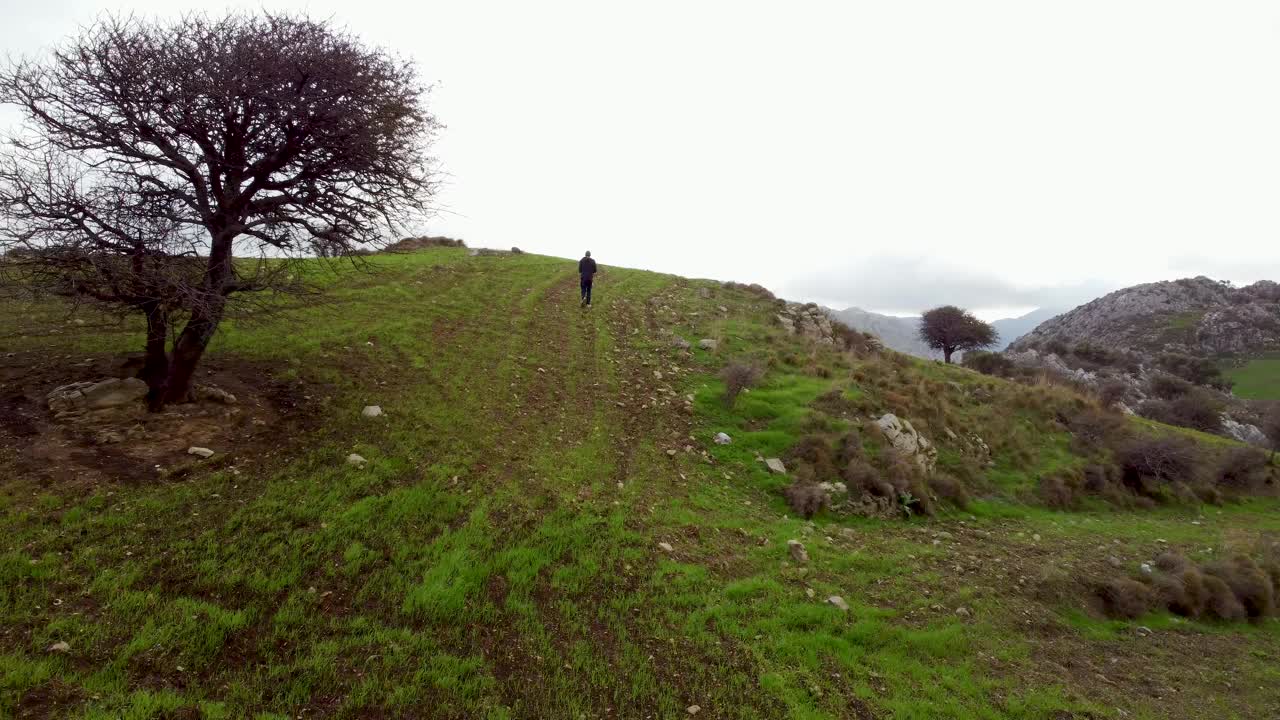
918, 305, 998, 363
0, 13, 438, 408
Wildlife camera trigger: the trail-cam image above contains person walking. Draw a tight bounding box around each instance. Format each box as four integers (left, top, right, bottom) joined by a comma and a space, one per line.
578, 251, 598, 307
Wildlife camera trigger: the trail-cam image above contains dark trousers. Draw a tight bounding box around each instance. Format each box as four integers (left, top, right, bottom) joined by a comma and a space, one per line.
580, 276, 593, 304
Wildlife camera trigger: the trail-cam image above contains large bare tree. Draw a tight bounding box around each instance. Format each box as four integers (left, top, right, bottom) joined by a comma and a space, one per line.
0, 13, 438, 407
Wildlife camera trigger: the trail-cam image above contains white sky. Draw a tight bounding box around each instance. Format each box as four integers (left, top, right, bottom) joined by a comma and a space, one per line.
3, 1, 1279, 319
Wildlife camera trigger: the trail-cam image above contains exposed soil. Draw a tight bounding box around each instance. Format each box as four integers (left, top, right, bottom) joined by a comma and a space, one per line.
0, 350, 309, 490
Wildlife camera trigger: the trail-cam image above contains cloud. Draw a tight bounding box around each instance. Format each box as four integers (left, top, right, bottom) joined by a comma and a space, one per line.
786, 255, 1117, 315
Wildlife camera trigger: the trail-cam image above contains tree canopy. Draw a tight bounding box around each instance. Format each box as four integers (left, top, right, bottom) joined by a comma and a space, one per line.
0, 13, 438, 407
918, 305, 998, 363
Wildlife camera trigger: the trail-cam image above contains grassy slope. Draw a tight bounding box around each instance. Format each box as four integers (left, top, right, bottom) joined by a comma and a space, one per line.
1223, 356, 1280, 400
2, 249, 1279, 719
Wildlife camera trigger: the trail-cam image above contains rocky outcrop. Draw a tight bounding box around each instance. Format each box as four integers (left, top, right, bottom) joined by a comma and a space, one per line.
776, 303, 835, 345
1009, 276, 1280, 358
874, 413, 937, 474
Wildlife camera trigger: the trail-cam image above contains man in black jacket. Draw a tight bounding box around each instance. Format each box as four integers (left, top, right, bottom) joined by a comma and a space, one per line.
578, 251, 598, 307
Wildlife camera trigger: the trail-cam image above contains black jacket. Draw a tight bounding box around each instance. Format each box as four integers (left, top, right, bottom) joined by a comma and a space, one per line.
579, 257, 598, 278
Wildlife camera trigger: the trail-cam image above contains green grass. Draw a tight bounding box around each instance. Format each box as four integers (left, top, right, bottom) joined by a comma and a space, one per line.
1223, 356, 1280, 400
2, 248, 1278, 719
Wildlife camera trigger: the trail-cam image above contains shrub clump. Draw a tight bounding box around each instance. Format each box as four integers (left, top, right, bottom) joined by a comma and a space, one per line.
720, 362, 763, 408
1093, 551, 1278, 622
783, 481, 828, 519
1214, 447, 1271, 490
1116, 436, 1201, 493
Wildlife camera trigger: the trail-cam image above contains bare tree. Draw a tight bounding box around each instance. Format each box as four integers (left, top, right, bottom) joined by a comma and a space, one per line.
0, 13, 438, 407
918, 305, 998, 363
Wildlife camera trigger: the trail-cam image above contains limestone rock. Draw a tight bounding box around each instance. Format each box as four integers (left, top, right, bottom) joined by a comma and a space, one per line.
362, 405, 384, 418
787, 539, 809, 564
195, 384, 237, 405
48, 377, 148, 412
714, 432, 732, 445
48, 641, 71, 653
188, 447, 215, 459
765, 458, 787, 475
874, 414, 937, 473
347, 453, 368, 467
827, 596, 849, 611
697, 339, 718, 351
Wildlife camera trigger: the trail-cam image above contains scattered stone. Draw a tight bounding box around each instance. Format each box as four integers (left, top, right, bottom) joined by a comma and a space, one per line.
714, 432, 732, 445
1108, 556, 1123, 569
687, 705, 701, 716
697, 339, 718, 351
188, 447, 215, 459
806, 588, 816, 598
658, 542, 674, 553
672, 336, 692, 350
195, 384, 237, 405
718, 306, 728, 313
362, 405, 384, 418
346, 453, 368, 467
765, 458, 787, 475
48, 641, 71, 653
827, 596, 849, 611
1032, 534, 1041, 542
955, 606, 972, 618
788, 539, 809, 564
1135, 626, 1153, 637
1140, 562, 1153, 575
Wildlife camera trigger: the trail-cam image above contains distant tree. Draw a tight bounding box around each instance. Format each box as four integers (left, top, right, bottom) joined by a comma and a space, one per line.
918, 306, 998, 363
0, 13, 438, 408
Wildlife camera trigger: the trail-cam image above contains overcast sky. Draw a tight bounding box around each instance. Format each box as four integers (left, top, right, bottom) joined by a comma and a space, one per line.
4, 1, 1279, 319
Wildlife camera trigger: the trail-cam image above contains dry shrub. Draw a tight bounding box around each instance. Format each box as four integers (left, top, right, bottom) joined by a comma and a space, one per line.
1137, 390, 1224, 434
1205, 556, 1275, 619
1039, 474, 1077, 510
929, 472, 970, 509
1065, 408, 1129, 453
832, 321, 881, 356
1203, 574, 1247, 621
1096, 578, 1154, 619
1117, 436, 1200, 491
783, 481, 828, 519
1097, 379, 1130, 408
1082, 463, 1117, 493
843, 459, 893, 497
1215, 447, 1270, 490
835, 430, 863, 466
786, 435, 838, 481
721, 362, 763, 408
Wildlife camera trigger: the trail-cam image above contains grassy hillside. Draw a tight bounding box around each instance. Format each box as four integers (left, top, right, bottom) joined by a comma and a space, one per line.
1224, 356, 1280, 400
2, 249, 1279, 719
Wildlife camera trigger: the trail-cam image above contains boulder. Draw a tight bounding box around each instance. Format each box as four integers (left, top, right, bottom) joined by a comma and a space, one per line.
765, 458, 787, 475
874, 414, 937, 473
347, 453, 368, 467
714, 432, 732, 445
362, 405, 384, 418
188, 447, 215, 458
826, 596, 850, 611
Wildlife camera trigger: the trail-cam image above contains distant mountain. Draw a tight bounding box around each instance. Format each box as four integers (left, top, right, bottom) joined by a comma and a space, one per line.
990, 308, 1063, 350
1009, 276, 1280, 357
831, 307, 939, 359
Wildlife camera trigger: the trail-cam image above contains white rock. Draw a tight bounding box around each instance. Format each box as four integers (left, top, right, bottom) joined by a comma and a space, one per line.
346, 454, 368, 466
874, 413, 937, 474
827, 596, 850, 611
787, 539, 809, 564
765, 458, 787, 475
687, 705, 701, 716
658, 542, 674, 553
187, 447, 215, 459
48, 641, 71, 653
362, 405, 384, 418
697, 339, 718, 351
714, 432, 732, 445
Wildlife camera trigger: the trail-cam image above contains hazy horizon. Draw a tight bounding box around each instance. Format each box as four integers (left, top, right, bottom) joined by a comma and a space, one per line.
3, 1, 1277, 317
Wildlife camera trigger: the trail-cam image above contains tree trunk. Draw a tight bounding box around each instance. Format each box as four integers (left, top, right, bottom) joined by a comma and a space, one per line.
141, 303, 170, 411
943, 347, 954, 364
159, 229, 233, 405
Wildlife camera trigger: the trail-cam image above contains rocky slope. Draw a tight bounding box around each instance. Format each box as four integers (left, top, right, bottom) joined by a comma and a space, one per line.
991, 307, 1063, 350
1009, 276, 1280, 357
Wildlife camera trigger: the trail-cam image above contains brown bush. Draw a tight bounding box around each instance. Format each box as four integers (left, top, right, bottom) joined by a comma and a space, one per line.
1137, 390, 1223, 434
929, 472, 970, 509
1205, 557, 1275, 619
1116, 436, 1201, 491
783, 481, 828, 519
1039, 474, 1077, 510
835, 430, 864, 466
1065, 408, 1129, 453
1097, 379, 1130, 408
1096, 578, 1154, 619
1203, 574, 1247, 621
1215, 447, 1270, 490
721, 362, 763, 408
785, 435, 838, 482
843, 459, 893, 497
